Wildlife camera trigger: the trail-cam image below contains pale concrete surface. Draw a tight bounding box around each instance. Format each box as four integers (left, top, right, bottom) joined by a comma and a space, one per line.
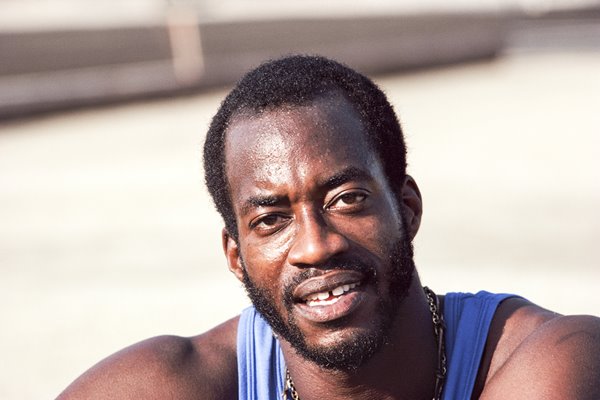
0, 50, 599, 399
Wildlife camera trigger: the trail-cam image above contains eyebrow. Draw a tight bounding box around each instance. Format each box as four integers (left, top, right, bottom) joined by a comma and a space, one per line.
321, 166, 372, 191
239, 194, 289, 217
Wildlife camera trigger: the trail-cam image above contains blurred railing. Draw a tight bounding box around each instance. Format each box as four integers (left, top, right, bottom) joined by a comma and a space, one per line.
1, 1, 598, 118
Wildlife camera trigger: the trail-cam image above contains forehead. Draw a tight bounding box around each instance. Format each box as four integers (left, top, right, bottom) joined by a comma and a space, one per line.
223, 95, 386, 214
224, 95, 377, 183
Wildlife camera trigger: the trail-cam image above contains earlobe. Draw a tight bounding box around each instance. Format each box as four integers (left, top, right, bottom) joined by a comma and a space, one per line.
222, 228, 245, 282
401, 175, 423, 240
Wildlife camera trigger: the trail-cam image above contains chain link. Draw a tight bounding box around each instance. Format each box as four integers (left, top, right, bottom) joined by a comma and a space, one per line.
424, 286, 447, 400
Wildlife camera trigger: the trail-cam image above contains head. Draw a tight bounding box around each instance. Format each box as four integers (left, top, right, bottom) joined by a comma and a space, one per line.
204, 55, 407, 241
203, 55, 422, 370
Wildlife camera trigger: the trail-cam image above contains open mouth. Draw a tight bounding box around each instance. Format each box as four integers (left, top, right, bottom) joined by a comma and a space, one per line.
291, 270, 369, 323
303, 282, 361, 307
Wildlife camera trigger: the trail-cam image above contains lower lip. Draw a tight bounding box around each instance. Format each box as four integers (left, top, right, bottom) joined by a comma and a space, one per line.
294, 289, 365, 323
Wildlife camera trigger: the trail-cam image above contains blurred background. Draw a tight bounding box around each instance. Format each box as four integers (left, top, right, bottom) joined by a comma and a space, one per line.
1, 0, 599, 398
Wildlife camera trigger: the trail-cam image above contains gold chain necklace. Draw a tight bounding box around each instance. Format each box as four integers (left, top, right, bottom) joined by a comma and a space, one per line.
283, 286, 447, 400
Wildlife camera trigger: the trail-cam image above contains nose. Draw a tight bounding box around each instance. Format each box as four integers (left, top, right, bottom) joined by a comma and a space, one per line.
287, 210, 350, 267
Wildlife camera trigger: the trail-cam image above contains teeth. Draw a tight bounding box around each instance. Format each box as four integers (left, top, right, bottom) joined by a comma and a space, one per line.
317, 292, 329, 300
307, 296, 340, 307
304, 282, 360, 307
332, 286, 344, 296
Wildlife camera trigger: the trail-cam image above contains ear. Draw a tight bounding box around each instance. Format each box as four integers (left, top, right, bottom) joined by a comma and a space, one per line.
401, 175, 423, 240
222, 228, 245, 282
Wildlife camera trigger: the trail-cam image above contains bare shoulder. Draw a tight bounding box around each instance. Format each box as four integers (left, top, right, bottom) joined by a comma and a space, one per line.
57, 316, 240, 400
480, 297, 600, 399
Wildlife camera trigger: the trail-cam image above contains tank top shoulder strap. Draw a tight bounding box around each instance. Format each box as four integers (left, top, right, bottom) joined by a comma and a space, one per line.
442, 291, 518, 400
237, 306, 285, 399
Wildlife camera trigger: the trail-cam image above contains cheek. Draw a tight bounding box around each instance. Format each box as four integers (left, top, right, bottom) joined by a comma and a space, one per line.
341, 208, 403, 255
241, 233, 293, 284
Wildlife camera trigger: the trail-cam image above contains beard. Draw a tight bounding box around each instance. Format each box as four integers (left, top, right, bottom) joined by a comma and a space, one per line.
240, 234, 415, 371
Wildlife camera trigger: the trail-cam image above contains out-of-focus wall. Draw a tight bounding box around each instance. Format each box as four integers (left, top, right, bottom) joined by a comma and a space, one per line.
1, 1, 515, 118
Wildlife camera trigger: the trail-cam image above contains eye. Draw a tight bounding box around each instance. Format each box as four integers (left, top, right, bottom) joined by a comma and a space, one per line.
327, 190, 369, 211
249, 213, 290, 234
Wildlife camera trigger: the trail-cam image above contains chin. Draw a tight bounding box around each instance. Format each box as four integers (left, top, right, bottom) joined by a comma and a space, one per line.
241, 235, 415, 370
294, 323, 389, 371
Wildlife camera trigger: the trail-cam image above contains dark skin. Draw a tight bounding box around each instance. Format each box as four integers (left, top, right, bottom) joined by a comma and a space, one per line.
223, 95, 437, 399
58, 95, 600, 400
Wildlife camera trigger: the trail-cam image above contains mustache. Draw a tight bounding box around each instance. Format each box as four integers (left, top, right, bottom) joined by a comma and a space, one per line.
282, 256, 376, 308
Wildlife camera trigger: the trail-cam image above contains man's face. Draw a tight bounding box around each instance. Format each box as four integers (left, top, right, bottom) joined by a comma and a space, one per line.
224, 95, 415, 370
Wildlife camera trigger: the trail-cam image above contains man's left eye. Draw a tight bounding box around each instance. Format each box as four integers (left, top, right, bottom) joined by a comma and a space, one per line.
328, 191, 369, 210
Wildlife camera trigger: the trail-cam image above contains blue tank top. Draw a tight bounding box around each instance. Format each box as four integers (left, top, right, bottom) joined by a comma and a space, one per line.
236, 291, 515, 399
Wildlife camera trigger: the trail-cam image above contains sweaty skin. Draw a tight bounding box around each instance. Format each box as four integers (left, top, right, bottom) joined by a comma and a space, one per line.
224, 96, 416, 355
222, 95, 438, 396
58, 95, 600, 400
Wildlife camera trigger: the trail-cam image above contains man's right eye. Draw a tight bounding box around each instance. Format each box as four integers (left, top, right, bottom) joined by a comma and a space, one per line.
249, 214, 289, 234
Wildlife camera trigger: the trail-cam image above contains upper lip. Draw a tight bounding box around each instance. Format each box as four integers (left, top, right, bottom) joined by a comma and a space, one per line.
292, 270, 365, 302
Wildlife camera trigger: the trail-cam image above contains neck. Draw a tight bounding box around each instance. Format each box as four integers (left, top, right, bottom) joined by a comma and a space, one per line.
281, 276, 439, 400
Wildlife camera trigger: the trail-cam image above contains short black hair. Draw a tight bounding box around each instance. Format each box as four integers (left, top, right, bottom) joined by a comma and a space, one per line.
203, 54, 407, 239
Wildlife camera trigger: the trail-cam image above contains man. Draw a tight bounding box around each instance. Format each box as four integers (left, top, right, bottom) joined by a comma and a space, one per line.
59, 55, 599, 399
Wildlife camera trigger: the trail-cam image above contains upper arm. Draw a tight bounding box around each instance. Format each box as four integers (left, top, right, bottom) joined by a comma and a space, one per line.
481, 314, 600, 400
57, 318, 239, 400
